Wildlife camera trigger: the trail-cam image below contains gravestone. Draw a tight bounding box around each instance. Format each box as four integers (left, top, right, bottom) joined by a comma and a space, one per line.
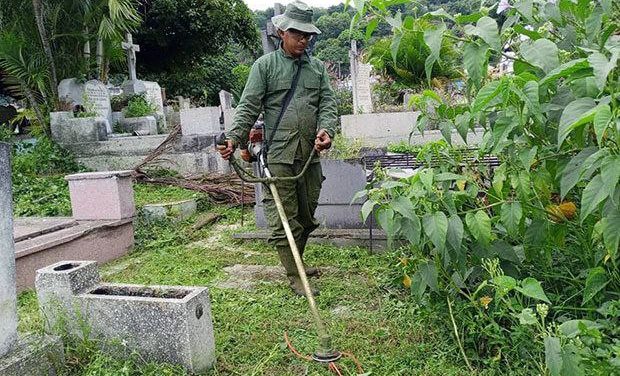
121, 33, 146, 95
58, 78, 113, 132
219, 90, 233, 110
180, 107, 222, 135
349, 40, 373, 114
219, 90, 235, 131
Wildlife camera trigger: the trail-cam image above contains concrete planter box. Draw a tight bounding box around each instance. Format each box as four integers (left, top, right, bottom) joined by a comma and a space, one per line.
51, 116, 108, 144
255, 159, 369, 229
65, 170, 135, 221
36, 261, 216, 373
142, 199, 197, 221
120, 115, 157, 136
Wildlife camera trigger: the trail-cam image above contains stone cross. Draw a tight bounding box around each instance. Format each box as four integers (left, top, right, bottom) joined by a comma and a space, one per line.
0, 142, 18, 358
121, 33, 140, 81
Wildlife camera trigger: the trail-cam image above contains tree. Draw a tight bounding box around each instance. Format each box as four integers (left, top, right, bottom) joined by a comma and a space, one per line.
0, 0, 140, 130
135, 0, 260, 71
315, 11, 351, 40
134, 0, 260, 104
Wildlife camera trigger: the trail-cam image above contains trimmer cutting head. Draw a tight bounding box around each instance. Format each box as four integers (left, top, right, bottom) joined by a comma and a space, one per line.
311, 350, 342, 363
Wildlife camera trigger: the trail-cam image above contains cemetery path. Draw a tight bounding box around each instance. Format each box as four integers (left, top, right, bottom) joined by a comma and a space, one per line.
17, 206, 473, 376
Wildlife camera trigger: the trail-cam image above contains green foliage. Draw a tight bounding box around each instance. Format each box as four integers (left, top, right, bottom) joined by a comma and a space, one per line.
145, 50, 239, 105
365, 19, 461, 87
355, 0, 620, 373
11, 138, 84, 216
334, 86, 353, 116
231, 64, 251, 103
122, 93, 157, 118
135, 0, 260, 104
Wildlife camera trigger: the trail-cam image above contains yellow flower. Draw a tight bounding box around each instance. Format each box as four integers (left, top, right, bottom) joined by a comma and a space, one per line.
403, 274, 412, 288
479, 296, 493, 309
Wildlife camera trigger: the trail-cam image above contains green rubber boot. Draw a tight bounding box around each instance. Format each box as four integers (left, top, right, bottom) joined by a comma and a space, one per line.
277, 247, 319, 296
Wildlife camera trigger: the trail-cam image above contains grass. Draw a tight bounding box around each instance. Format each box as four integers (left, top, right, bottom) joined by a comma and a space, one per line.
17, 184, 479, 375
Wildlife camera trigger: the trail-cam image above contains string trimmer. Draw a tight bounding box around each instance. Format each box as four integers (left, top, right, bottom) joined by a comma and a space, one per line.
216, 132, 364, 373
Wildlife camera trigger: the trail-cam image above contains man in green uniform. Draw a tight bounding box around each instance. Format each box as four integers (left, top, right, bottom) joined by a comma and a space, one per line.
218, 1, 338, 296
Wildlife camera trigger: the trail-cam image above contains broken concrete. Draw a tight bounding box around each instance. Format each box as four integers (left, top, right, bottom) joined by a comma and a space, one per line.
142, 199, 197, 221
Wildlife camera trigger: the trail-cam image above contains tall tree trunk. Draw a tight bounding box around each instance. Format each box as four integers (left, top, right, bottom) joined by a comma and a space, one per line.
32, 0, 58, 103
96, 38, 103, 80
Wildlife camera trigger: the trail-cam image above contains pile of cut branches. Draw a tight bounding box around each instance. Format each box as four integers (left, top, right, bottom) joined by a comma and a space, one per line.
133, 125, 254, 205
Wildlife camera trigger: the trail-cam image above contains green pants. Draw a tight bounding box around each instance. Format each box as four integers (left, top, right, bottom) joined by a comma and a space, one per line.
263, 160, 323, 269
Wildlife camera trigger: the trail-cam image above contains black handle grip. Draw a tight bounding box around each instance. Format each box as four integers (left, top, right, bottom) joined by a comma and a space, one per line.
215, 132, 227, 146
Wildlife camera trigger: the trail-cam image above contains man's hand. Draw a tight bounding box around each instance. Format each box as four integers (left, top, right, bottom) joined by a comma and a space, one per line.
314, 129, 332, 151
240, 149, 252, 162
217, 140, 235, 160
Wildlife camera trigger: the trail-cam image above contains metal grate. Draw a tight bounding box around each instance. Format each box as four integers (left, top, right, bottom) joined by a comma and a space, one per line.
361, 150, 501, 181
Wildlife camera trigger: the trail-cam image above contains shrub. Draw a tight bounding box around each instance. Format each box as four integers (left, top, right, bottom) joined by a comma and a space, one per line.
355, 0, 620, 374
123, 94, 157, 118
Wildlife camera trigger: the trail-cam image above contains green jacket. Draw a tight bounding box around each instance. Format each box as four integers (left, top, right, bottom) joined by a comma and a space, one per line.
227, 47, 338, 165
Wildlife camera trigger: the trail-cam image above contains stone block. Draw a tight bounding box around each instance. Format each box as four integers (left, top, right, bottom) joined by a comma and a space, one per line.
341, 112, 419, 147
121, 116, 157, 136
0, 335, 64, 376
65, 170, 135, 220
0, 142, 17, 357
51, 117, 109, 145
180, 107, 221, 135
142, 199, 197, 221
36, 261, 216, 373
35, 261, 100, 331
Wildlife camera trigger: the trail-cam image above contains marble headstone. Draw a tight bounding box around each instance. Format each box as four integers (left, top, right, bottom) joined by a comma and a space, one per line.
58, 79, 112, 120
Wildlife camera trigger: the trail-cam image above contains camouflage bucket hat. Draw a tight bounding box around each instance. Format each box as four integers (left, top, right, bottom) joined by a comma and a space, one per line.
271, 1, 321, 35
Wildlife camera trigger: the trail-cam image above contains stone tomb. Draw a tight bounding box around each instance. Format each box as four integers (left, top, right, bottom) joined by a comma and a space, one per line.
13, 170, 135, 292
63, 134, 229, 175
0, 142, 64, 375
36, 260, 215, 373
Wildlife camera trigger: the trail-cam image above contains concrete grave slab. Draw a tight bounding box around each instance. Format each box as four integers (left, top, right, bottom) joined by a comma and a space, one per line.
0, 335, 64, 376
51, 117, 109, 145
341, 112, 419, 147
62, 134, 230, 175
15, 218, 134, 292
13, 217, 77, 243
121, 115, 157, 135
